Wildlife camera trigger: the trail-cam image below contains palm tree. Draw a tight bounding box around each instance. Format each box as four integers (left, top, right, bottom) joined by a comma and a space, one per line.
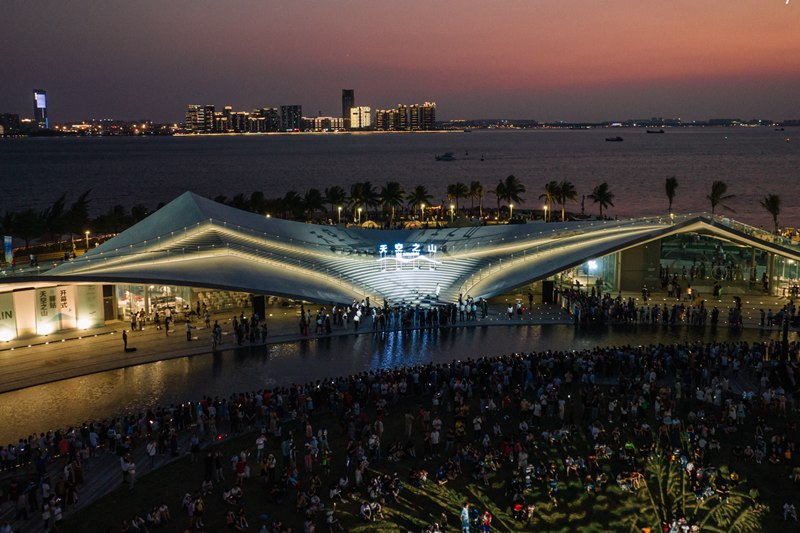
502, 175, 526, 208
130, 204, 149, 223
281, 190, 304, 219
324, 186, 347, 220
230, 193, 248, 210
303, 188, 325, 220
407, 185, 433, 219
349, 182, 374, 220
380, 181, 405, 225
446, 182, 469, 211
40, 193, 67, 245
623, 454, 767, 533
12, 208, 42, 250
557, 180, 577, 221
539, 180, 560, 222
489, 181, 508, 217
759, 193, 781, 234
64, 190, 93, 245
249, 191, 266, 214
707, 180, 735, 215
665, 176, 678, 214
469, 181, 484, 217
588, 182, 615, 218
361, 182, 381, 219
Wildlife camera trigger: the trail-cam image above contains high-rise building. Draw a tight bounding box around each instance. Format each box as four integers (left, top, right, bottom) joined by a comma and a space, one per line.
213, 112, 228, 133
409, 104, 420, 131
302, 116, 344, 132
375, 102, 436, 131
342, 89, 354, 129
223, 106, 233, 132
32, 89, 48, 129
394, 105, 408, 131
231, 111, 249, 132
349, 106, 372, 130
420, 102, 436, 130
280, 105, 302, 131
374, 109, 396, 131
261, 108, 280, 132
185, 104, 215, 133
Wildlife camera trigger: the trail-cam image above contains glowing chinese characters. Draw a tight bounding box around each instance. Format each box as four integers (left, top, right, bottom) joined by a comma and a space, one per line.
377, 242, 441, 271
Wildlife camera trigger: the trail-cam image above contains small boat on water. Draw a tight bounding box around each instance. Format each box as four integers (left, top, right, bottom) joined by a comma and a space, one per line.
646, 129, 665, 134
605, 136, 624, 142
435, 152, 456, 161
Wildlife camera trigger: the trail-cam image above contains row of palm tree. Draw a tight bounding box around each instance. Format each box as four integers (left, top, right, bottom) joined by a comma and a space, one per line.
0, 190, 105, 250
211, 179, 784, 231
1, 179, 786, 253
667, 177, 782, 234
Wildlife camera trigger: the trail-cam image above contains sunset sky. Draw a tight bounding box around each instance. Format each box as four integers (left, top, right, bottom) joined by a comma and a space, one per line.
2, 0, 799, 122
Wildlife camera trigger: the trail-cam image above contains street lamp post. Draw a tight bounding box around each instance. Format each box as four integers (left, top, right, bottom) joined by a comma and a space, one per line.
450, 204, 455, 224
337, 206, 342, 224
543, 204, 548, 222
358, 207, 362, 224
84, 230, 90, 250
509, 203, 514, 221
421, 203, 425, 223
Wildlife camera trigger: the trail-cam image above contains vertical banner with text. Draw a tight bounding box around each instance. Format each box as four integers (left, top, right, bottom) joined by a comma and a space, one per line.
3, 236, 11, 264
36, 287, 59, 335
58, 286, 77, 330
0, 292, 16, 341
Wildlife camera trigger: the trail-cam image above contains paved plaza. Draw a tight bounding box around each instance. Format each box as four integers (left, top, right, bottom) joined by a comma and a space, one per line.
0, 291, 794, 394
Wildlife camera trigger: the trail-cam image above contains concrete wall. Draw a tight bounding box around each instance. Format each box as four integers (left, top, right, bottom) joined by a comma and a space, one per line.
620, 242, 662, 292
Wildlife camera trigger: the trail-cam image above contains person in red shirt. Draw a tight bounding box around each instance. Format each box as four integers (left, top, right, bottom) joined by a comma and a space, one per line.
481, 510, 492, 532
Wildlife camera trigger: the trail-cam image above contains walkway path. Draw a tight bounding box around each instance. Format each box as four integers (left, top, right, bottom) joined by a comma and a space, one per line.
0, 292, 793, 394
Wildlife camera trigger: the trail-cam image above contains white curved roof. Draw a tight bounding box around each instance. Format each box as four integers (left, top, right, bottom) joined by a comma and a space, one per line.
7, 192, 800, 304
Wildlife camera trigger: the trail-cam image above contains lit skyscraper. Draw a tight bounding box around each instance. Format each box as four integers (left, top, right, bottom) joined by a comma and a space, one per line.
420, 102, 436, 130
32, 89, 48, 129
349, 106, 372, 130
185, 104, 215, 133
280, 105, 302, 131
342, 89, 354, 129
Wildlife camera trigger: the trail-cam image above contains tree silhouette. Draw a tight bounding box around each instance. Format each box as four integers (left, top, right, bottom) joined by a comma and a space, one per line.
446, 182, 469, 211
759, 194, 781, 234
407, 185, 433, 219
557, 180, 577, 221
502, 175, 526, 208
469, 181, 484, 218
707, 181, 735, 215
380, 181, 405, 225
588, 182, 615, 218
489, 181, 507, 217
665, 176, 679, 214
303, 188, 325, 220
539, 180, 559, 222
324, 186, 347, 221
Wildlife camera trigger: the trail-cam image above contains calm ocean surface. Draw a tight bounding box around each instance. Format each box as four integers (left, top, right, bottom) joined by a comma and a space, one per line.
0, 127, 798, 228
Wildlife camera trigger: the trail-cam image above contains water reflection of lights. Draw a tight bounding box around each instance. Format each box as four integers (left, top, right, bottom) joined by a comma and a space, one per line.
0, 324, 797, 443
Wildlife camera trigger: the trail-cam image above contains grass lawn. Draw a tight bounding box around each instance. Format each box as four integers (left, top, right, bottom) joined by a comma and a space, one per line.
66, 378, 796, 532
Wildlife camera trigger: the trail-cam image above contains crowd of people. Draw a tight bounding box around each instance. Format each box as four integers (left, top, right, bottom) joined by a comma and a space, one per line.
1, 324, 799, 532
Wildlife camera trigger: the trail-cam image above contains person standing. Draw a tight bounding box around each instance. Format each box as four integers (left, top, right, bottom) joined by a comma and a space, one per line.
122, 330, 128, 351
146, 438, 158, 469
460, 502, 471, 533
186, 320, 192, 341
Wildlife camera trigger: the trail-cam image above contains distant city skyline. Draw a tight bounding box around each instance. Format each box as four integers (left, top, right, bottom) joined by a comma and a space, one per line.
2, 1, 799, 123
